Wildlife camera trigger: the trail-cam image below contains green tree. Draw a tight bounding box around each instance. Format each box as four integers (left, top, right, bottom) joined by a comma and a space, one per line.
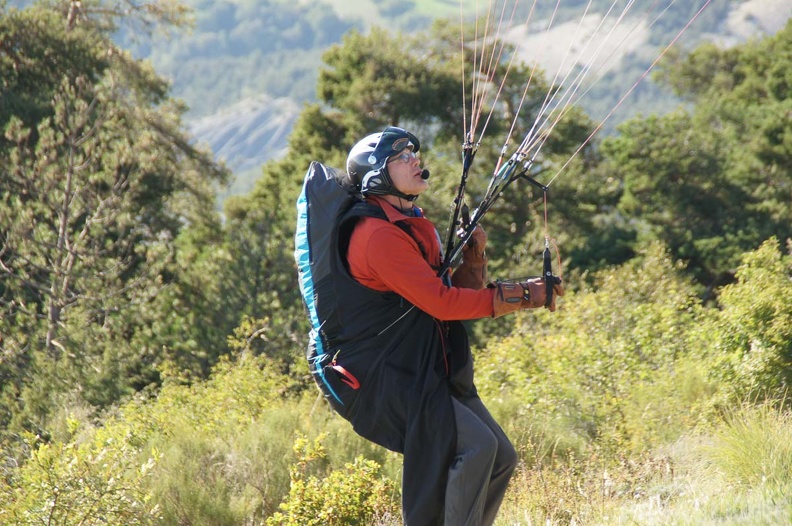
317, 26, 461, 134
0, 1, 231, 438
600, 110, 743, 289
591, 21, 792, 292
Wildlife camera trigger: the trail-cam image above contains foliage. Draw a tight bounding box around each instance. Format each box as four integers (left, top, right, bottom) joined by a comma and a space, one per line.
116, 353, 313, 524
220, 160, 313, 372
0, 349, 399, 524
0, 2, 791, 525
3, 239, 792, 523
475, 242, 714, 456
600, 110, 745, 288
475, 241, 791, 525
318, 26, 460, 134
709, 238, 792, 404
607, 19, 792, 290
266, 434, 400, 526
0, 352, 301, 524
0, 1, 234, 438
0, 430, 160, 525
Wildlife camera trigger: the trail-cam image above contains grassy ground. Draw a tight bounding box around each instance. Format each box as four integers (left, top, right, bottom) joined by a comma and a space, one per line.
364, 405, 792, 526
494, 403, 792, 525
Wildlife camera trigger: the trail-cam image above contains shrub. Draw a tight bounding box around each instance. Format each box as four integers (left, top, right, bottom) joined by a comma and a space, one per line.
119, 353, 307, 523
475, 242, 714, 456
0, 352, 308, 525
0, 430, 160, 525
710, 238, 792, 403
266, 434, 400, 526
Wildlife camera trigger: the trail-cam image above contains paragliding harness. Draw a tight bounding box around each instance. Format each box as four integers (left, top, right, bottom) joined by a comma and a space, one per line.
296, 161, 468, 524
295, 161, 433, 407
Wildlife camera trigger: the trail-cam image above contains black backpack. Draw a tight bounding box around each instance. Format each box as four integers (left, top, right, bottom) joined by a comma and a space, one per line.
294, 162, 391, 360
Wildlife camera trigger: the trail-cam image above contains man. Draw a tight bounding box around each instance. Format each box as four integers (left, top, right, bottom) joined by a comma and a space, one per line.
303, 126, 562, 525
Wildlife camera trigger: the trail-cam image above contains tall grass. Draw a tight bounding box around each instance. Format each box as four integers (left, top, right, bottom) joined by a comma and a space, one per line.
710, 401, 792, 488
493, 402, 792, 525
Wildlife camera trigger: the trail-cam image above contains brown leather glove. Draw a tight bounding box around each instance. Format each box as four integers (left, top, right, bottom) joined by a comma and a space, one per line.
490, 277, 565, 318
528, 276, 565, 312
462, 225, 487, 260
451, 226, 488, 290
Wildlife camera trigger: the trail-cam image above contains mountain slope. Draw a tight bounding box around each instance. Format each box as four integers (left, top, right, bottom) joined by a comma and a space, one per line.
190, 95, 300, 174
183, 0, 790, 197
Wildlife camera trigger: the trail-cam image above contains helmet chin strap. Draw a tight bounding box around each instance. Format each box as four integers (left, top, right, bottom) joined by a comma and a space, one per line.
380, 166, 419, 202
390, 190, 419, 202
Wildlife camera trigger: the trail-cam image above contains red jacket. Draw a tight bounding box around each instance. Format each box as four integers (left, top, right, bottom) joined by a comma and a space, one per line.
347, 196, 494, 320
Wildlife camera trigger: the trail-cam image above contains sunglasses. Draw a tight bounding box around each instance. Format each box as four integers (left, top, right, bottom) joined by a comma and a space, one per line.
388, 151, 417, 164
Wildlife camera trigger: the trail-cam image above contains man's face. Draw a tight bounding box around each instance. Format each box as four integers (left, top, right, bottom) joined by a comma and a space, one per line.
387, 148, 427, 196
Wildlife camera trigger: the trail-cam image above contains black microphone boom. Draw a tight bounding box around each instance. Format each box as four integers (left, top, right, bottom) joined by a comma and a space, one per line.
421, 169, 430, 180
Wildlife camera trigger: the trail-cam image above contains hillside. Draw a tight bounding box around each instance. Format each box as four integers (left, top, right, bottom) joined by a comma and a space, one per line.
503, 0, 791, 74
163, 0, 790, 198
9, 0, 789, 194
188, 94, 299, 190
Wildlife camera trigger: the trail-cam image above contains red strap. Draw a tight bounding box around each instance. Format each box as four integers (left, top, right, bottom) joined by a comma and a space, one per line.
330, 364, 360, 390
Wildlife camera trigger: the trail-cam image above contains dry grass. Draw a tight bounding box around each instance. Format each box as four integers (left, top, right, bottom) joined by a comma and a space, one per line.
494, 404, 792, 525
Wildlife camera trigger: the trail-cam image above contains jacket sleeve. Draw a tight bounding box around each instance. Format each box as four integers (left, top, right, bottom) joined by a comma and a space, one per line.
349, 220, 494, 321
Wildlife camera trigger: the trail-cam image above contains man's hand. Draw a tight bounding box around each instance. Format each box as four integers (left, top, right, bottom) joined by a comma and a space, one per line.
452, 226, 489, 290
491, 277, 565, 317
460, 225, 487, 259
521, 277, 564, 312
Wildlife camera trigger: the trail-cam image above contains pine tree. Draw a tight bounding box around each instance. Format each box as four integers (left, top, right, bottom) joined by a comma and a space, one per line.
0, 1, 230, 436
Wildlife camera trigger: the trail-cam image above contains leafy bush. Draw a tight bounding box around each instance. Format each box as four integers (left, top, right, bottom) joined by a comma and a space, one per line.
709, 238, 792, 404
4, 239, 790, 524
475, 242, 715, 457
115, 353, 310, 523
0, 353, 306, 525
0, 346, 403, 524
266, 434, 400, 526
0, 430, 159, 525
